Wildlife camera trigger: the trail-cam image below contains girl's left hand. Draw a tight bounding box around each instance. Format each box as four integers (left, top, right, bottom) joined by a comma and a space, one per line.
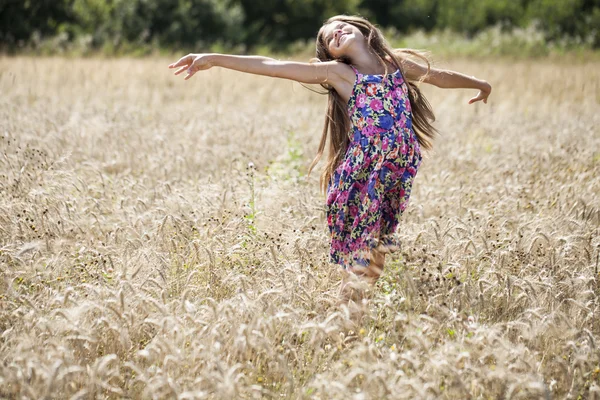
468, 81, 492, 104
168, 53, 214, 80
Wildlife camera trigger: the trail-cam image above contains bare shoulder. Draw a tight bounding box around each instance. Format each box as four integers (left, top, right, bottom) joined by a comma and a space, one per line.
389, 50, 433, 82
390, 49, 427, 66
310, 60, 356, 103
315, 60, 355, 85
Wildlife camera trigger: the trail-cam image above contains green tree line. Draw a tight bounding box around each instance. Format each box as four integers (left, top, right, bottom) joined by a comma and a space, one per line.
1, 0, 599, 52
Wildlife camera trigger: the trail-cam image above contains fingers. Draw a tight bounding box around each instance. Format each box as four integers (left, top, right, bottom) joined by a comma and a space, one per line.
168, 60, 184, 69
184, 68, 197, 80
184, 58, 208, 80
169, 55, 210, 80
168, 55, 191, 69
173, 66, 188, 76
170, 58, 196, 79
468, 92, 489, 104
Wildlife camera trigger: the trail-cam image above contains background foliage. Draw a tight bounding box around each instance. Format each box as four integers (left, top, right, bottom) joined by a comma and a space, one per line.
1, 0, 599, 54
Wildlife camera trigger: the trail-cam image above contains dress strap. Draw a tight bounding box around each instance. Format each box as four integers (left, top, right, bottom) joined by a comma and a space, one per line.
349, 64, 360, 76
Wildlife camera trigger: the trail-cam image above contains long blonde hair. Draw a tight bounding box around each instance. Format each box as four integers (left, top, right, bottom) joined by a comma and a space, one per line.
307, 15, 437, 195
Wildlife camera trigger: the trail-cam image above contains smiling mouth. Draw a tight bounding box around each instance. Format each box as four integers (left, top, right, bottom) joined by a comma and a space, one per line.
337, 33, 345, 47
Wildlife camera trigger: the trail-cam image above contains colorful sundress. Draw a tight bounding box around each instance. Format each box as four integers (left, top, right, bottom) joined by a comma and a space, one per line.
326, 64, 422, 270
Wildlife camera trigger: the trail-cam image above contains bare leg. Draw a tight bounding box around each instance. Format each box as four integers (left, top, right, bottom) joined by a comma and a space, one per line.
351, 247, 385, 283
365, 247, 386, 283
339, 248, 386, 303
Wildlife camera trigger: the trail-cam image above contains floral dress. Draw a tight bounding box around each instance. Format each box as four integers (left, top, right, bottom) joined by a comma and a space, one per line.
326, 65, 422, 269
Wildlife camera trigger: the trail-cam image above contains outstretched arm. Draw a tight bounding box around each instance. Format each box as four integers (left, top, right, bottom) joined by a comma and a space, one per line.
400, 57, 492, 104
168, 53, 354, 88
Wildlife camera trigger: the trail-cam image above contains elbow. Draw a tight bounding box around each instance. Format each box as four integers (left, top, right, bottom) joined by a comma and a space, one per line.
425, 69, 448, 88
263, 59, 285, 78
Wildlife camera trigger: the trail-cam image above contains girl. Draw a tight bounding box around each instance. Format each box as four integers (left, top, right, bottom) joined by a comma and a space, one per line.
168, 15, 491, 293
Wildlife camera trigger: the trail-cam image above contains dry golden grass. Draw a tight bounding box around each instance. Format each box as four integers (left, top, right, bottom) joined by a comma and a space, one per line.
0, 56, 599, 399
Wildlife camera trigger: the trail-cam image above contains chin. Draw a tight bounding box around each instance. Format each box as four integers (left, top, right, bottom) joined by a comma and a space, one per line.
333, 37, 353, 56
340, 35, 354, 48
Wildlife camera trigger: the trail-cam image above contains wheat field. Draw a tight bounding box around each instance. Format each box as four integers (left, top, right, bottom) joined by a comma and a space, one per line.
0, 56, 599, 399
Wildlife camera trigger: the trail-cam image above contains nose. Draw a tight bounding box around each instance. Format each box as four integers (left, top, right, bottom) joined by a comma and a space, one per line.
334, 29, 342, 41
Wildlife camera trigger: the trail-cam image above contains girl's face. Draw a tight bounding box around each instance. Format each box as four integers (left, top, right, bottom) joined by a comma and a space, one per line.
321, 21, 365, 59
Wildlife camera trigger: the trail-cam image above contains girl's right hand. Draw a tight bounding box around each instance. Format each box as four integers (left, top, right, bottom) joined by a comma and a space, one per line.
168, 54, 214, 80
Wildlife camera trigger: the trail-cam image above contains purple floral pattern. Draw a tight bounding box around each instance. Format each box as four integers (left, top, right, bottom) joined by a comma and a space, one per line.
326, 65, 422, 269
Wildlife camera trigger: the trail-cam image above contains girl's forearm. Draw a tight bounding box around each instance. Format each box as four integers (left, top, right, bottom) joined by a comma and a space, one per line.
432, 68, 489, 91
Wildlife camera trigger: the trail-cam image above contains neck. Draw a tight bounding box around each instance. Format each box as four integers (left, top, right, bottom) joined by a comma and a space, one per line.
347, 42, 387, 74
